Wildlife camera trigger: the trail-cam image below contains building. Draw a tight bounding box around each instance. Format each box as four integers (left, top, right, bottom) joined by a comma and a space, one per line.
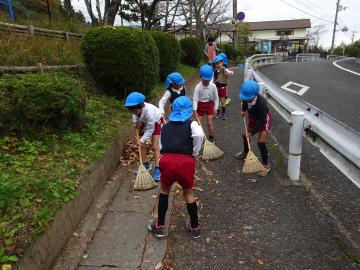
169, 19, 311, 54
217, 19, 311, 54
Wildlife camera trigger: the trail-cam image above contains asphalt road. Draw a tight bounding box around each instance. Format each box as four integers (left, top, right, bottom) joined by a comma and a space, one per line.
259, 60, 360, 132
163, 68, 359, 269
337, 58, 360, 73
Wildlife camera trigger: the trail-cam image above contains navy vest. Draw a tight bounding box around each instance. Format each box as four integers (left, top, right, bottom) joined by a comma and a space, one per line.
160, 120, 193, 155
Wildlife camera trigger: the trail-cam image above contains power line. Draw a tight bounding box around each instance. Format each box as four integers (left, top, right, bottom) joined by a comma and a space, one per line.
278, 0, 334, 24
293, 0, 335, 21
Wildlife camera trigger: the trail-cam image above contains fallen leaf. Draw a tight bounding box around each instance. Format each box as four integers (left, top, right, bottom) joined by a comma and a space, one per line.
248, 178, 257, 183
155, 262, 162, 270
73, 232, 79, 238
193, 187, 204, 192
209, 189, 216, 193
152, 194, 158, 199
206, 237, 211, 243
144, 259, 151, 263
2, 264, 12, 270
217, 193, 222, 197
35, 198, 43, 203
256, 259, 264, 265
134, 196, 140, 199
227, 234, 235, 239
215, 180, 219, 184
82, 254, 88, 259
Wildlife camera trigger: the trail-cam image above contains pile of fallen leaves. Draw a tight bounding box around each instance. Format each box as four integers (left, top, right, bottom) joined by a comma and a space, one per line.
120, 138, 154, 166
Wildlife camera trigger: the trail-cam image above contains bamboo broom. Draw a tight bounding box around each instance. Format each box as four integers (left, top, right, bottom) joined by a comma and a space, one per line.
133, 129, 157, 191
242, 117, 264, 173
196, 116, 224, 160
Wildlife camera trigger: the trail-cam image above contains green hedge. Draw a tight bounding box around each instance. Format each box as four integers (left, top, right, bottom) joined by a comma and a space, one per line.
219, 43, 242, 61
81, 26, 159, 97
180, 37, 203, 67
150, 31, 180, 80
0, 72, 86, 135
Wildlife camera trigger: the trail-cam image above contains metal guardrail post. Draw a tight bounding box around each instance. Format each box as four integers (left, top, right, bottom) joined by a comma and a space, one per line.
245, 70, 252, 81
244, 59, 250, 81
288, 111, 305, 181
258, 82, 265, 96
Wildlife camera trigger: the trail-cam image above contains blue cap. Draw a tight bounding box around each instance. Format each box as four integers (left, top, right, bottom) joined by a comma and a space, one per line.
165, 72, 185, 90
124, 92, 145, 107
213, 55, 223, 64
218, 53, 228, 66
199, 64, 213, 81
169, 96, 193, 122
239, 80, 259, 101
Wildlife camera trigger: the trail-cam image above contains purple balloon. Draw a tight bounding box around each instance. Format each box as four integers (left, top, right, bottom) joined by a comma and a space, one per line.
236, 12, 245, 21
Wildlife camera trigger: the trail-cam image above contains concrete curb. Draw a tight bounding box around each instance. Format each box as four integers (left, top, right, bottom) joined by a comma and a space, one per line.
14, 127, 134, 270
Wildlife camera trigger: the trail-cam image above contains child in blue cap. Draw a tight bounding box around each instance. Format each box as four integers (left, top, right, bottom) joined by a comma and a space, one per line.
236, 80, 271, 176
124, 92, 163, 181
213, 55, 233, 120
158, 72, 186, 117
148, 96, 204, 239
193, 64, 219, 142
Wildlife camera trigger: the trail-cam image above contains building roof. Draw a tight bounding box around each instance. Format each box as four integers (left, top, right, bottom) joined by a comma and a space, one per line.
215, 19, 311, 32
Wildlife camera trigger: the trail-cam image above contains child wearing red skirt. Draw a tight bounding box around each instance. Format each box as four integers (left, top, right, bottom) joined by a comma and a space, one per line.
148, 96, 204, 239
236, 80, 271, 176
193, 64, 219, 142
213, 55, 234, 120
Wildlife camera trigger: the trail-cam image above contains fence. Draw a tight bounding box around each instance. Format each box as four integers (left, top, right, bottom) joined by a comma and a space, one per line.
0, 64, 82, 74
244, 54, 360, 188
327, 55, 346, 60
0, 21, 83, 39
295, 53, 321, 62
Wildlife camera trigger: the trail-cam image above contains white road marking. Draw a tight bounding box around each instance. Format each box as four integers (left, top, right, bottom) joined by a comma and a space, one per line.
281, 81, 310, 96
333, 58, 360, 76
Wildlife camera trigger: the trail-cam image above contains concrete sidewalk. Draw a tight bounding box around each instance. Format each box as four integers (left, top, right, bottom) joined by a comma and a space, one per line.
52, 167, 172, 270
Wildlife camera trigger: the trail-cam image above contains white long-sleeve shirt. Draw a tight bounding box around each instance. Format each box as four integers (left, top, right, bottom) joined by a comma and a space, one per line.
191, 121, 205, 156
132, 102, 162, 143
158, 90, 172, 114
192, 82, 219, 111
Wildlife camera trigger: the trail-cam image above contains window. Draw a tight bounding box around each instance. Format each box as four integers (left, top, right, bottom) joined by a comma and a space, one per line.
276, 30, 293, 36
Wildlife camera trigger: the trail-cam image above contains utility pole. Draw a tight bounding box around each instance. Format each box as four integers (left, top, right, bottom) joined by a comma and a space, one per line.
233, 0, 238, 48
351, 31, 357, 44
330, 0, 340, 53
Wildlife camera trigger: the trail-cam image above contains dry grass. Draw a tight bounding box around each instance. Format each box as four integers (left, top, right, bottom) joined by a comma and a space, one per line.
0, 32, 82, 66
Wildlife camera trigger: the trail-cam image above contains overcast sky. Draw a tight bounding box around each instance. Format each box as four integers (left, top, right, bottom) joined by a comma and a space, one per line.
73, 0, 360, 49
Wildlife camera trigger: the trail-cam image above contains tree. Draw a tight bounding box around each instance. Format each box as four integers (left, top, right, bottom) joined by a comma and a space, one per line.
83, 0, 124, 25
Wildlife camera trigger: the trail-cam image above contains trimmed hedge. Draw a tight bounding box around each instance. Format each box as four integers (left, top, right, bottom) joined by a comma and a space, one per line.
180, 37, 203, 67
0, 72, 86, 135
81, 26, 159, 97
150, 31, 180, 80
218, 44, 239, 61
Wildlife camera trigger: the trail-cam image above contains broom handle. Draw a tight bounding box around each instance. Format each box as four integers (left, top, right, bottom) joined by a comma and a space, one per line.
243, 117, 252, 152
195, 115, 208, 139
135, 128, 143, 165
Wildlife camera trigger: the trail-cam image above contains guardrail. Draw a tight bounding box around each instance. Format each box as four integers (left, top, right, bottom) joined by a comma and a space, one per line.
296, 53, 321, 62
245, 55, 360, 187
0, 21, 83, 39
327, 55, 346, 60
0, 64, 82, 74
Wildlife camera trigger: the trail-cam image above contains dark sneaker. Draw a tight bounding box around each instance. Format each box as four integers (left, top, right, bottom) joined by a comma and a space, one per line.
153, 167, 161, 182
258, 165, 270, 177
208, 137, 214, 143
235, 151, 247, 160
186, 220, 201, 239
215, 111, 221, 119
148, 219, 166, 238
221, 113, 227, 120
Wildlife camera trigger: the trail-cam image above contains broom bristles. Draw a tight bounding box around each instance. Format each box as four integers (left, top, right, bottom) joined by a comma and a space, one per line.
133, 164, 157, 191
242, 150, 264, 173
202, 139, 224, 160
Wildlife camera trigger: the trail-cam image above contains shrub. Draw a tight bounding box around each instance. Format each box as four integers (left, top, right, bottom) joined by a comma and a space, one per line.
0, 72, 86, 135
150, 31, 180, 80
81, 26, 159, 97
180, 37, 203, 67
218, 44, 239, 61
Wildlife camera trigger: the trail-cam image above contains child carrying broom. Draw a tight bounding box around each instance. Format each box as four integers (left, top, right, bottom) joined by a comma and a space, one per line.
193, 64, 219, 142
236, 80, 271, 176
125, 92, 163, 182
213, 55, 233, 120
158, 72, 186, 117
148, 96, 204, 238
